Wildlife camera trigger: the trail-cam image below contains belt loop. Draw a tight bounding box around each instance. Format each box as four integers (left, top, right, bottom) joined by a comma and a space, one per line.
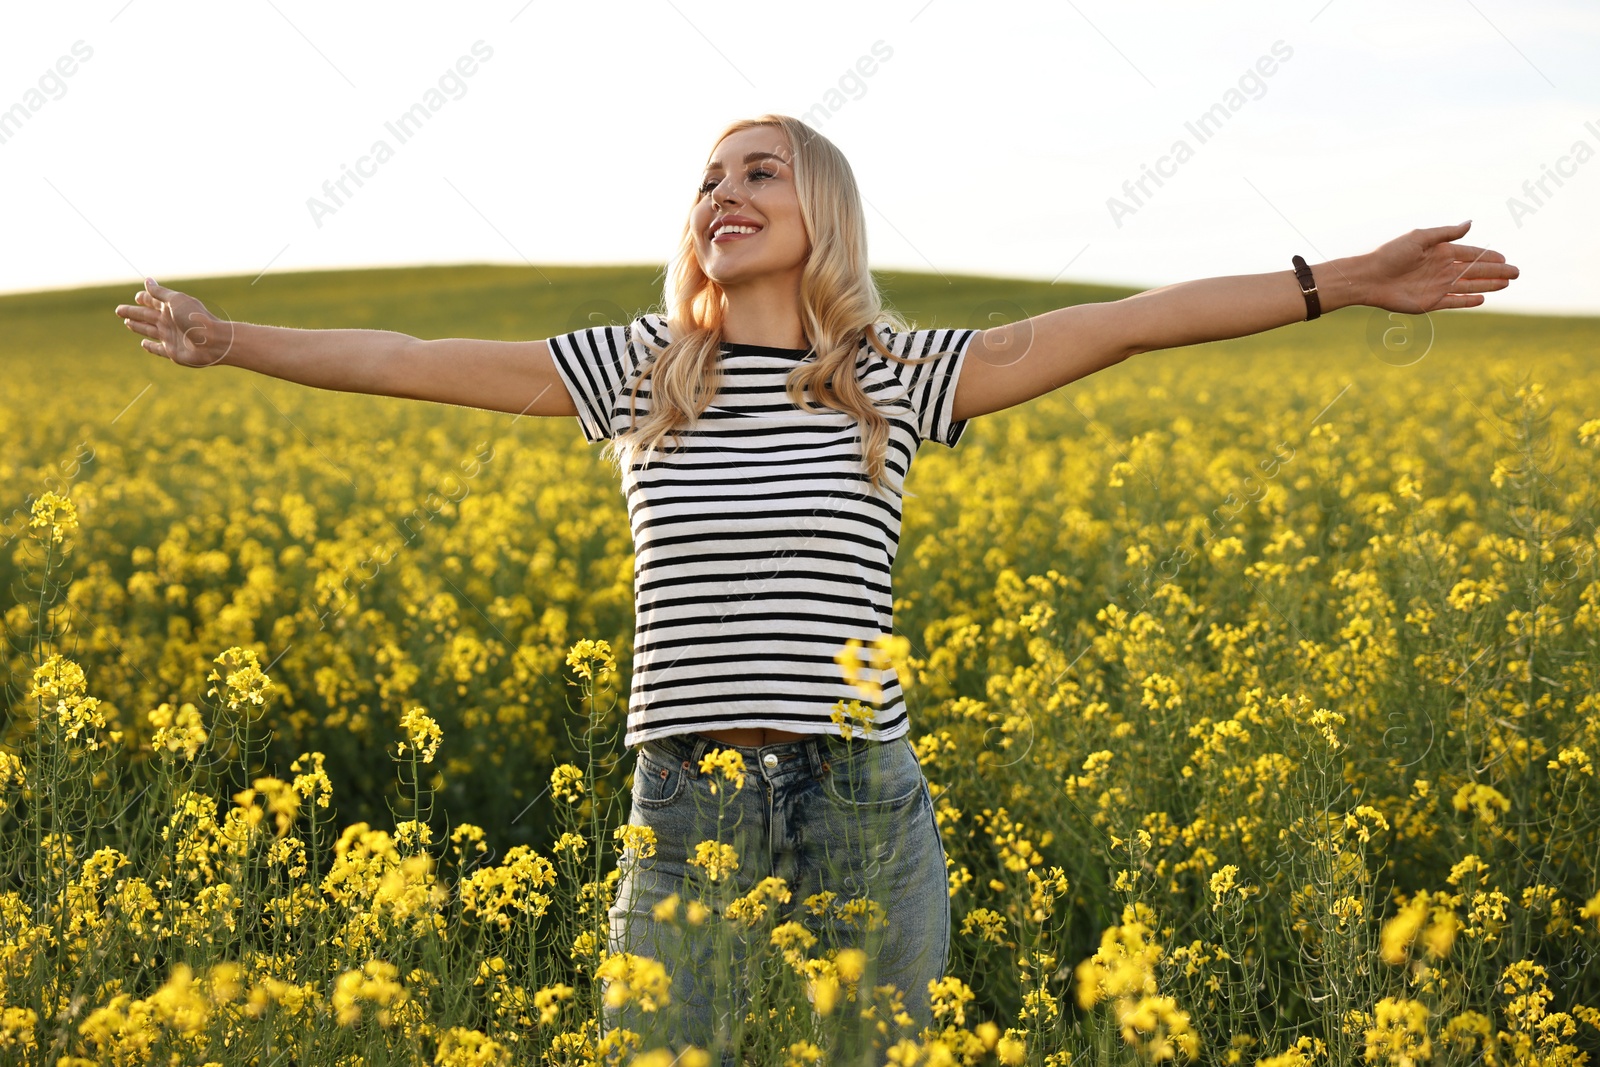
689, 733, 711, 773
805, 736, 828, 779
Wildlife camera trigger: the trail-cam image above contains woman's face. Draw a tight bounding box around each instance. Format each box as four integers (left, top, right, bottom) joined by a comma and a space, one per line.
690, 126, 810, 287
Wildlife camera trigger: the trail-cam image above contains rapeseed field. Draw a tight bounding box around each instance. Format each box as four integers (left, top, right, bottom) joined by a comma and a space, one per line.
2, 265, 1598, 1065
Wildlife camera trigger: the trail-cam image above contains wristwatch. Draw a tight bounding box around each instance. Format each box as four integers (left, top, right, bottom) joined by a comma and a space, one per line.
1292, 255, 1321, 321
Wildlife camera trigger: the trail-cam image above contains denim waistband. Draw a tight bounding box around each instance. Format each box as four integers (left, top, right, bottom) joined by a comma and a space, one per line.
641, 729, 882, 781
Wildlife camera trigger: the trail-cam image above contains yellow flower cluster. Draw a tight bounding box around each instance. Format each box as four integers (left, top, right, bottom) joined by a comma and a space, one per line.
1379, 892, 1460, 965
27, 490, 78, 544
688, 840, 740, 883
331, 959, 407, 1026
1363, 997, 1430, 1066
565, 638, 616, 681
1451, 782, 1512, 826
835, 633, 914, 703
148, 701, 208, 760
397, 705, 443, 763
30, 654, 115, 750
550, 762, 585, 802
205, 647, 275, 717
1074, 907, 1200, 1061
596, 952, 672, 1012
699, 747, 748, 793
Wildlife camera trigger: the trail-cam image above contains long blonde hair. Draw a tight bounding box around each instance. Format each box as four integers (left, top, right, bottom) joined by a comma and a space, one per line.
601, 114, 958, 497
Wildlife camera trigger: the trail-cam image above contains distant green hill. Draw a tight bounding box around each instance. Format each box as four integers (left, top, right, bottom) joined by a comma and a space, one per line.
5, 261, 1592, 385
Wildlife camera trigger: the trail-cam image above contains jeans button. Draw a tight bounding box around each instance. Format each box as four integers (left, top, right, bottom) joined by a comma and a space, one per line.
762, 752, 778, 768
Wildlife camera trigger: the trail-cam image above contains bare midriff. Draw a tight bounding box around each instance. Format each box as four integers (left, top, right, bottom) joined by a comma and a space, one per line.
698, 725, 811, 747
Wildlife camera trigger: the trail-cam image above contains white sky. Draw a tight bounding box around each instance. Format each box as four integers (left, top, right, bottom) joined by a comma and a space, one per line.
4, 0, 1597, 314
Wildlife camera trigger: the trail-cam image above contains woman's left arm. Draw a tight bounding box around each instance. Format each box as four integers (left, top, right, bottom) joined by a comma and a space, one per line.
952, 221, 1520, 423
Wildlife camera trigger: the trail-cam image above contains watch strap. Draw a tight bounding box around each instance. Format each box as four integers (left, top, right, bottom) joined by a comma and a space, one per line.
1292, 254, 1322, 321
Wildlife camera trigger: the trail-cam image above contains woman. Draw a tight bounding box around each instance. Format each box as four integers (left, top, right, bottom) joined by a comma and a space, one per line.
114, 113, 1518, 1057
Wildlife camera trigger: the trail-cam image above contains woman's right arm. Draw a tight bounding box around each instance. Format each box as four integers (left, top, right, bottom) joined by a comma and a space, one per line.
113, 278, 578, 419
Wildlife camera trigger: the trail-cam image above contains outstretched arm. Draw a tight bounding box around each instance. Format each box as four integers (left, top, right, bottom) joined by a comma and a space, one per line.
951, 221, 1520, 424
113, 278, 578, 419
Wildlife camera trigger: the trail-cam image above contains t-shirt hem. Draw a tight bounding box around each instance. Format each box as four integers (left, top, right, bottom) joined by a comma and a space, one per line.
624, 718, 911, 750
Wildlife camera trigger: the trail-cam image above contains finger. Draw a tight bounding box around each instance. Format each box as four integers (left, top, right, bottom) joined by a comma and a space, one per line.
1445, 277, 1513, 294
139, 337, 166, 357
117, 305, 160, 323
1421, 220, 1471, 243
1451, 261, 1519, 281
145, 277, 178, 300
124, 319, 157, 338
1443, 245, 1505, 264
1432, 294, 1486, 310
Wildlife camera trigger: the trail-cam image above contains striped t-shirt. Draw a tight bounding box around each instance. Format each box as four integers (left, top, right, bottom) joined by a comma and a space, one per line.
545, 312, 978, 750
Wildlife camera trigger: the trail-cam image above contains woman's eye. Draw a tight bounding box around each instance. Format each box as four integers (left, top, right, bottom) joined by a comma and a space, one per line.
698, 168, 777, 194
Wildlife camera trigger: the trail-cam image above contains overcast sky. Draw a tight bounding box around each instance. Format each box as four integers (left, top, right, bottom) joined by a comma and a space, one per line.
4, 0, 1596, 315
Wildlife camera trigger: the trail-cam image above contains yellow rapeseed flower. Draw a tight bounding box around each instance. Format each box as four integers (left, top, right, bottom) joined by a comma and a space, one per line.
550, 763, 585, 802
1451, 782, 1511, 826
829, 698, 878, 742
551, 831, 587, 855
331, 960, 407, 1027
205, 647, 274, 717
1115, 995, 1200, 1062
688, 840, 739, 882
699, 748, 747, 793
1423, 907, 1459, 959
30, 655, 110, 750
290, 751, 334, 808
565, 638, 616, 681
148, 701, 208, 761
1380, 895, 1430, 965
1580, 890, 1600, 927
886, 1039, 922, 1064
531, 983, 574, 1025
397, 705, 443, 763
1547, 747, 1593, 776
613, 823, 657, 859
0, 1006, 38, 1051
1208, 865, 1241, 910
786, 1040, 826, 1066
433, 1026, 512, 1067
596, 952, 671, 1012
1256, 1036, 1324, 1067
1363, 996, 1430, 1066
834, 948, 867, 985
249, 776, 299, 837
726, 876, 791, 926
27, 491, 77, 544
834, 633, 914, 704
929, 976, 976, 1027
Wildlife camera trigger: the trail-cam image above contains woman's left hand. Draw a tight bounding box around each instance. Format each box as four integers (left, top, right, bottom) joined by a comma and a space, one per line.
1359, 221, 1519, 314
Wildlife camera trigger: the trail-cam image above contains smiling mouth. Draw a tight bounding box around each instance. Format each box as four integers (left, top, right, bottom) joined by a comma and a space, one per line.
710, 223, 763, 244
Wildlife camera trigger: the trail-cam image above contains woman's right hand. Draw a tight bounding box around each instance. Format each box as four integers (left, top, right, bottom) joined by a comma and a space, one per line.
113, 278, 233, 367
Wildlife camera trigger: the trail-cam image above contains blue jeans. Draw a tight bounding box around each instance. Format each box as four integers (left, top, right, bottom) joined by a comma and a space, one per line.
602, 729, 951, 1059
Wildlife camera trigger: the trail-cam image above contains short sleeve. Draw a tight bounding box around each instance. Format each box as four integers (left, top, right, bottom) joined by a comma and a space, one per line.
544, 315, 661, 443
889, 327, 980, 449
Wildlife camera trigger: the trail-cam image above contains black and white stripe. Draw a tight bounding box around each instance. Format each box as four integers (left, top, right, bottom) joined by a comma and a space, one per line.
546, 313, 977, 749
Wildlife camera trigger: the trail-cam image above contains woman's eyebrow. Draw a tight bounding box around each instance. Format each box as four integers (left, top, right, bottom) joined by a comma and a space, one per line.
702, 151, 786, 173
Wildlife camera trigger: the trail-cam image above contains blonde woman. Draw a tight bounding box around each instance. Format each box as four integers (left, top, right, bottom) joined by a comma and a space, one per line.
115, 113, 1518, 1059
